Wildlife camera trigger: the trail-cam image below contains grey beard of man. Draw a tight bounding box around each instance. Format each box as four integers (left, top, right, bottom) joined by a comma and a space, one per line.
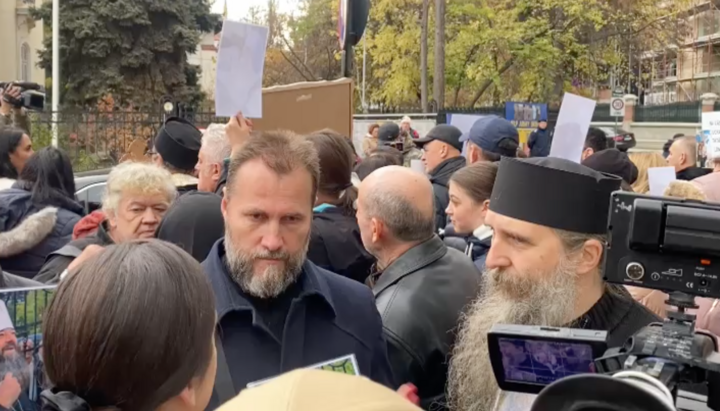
447, 259, 579, 411
225, 228, 310, 299
0, 349, 31, 391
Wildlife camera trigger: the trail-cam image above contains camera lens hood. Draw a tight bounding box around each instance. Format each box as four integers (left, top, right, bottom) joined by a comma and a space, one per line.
530, 374, 675, 411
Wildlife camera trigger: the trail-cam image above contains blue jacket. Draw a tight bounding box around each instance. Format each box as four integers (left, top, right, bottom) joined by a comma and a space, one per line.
0, 188, 83, 279
202, 239, 395, 409
528, 128, 551, 157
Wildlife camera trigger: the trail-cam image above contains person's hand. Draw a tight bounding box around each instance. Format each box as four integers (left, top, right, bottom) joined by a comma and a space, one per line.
226, 112, 253, 156
397, 383, 419, 406
0, 86, 20, 117
0, 373, 22, 408
67, 245, 105, 272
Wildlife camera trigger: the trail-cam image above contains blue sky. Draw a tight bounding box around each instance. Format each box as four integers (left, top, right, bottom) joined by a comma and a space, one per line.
211, 0, 301, 20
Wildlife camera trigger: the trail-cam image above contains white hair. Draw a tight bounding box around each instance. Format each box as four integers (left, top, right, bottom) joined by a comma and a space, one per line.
102, 162, 177, 215
201, 124, 232, 165
401, 116, 412, 124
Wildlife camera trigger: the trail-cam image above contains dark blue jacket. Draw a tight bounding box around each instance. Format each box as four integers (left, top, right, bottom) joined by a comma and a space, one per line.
0, 188, 83, 278
528, 128, 551, 157
202, 239, 395, 409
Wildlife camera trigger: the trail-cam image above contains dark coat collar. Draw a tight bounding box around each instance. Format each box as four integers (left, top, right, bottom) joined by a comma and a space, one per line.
372, 235, 446, 296
203, 239, 337, 321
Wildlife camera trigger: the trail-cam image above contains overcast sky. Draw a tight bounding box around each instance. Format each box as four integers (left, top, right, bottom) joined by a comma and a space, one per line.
211, 0, 301, 20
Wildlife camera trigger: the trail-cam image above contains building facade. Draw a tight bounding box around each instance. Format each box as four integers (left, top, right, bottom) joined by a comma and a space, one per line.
0, 0, 45, 85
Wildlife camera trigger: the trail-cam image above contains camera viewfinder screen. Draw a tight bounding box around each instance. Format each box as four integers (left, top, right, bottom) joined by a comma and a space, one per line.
498, 337, 596, 385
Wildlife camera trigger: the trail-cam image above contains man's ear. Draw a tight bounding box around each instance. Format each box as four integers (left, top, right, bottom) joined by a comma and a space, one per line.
371, 217, 383, 243
211, 163, 223, 179
576, 239, 604, 275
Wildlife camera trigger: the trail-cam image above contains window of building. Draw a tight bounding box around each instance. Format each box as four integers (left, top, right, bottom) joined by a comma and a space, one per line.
20, 43, 30, 82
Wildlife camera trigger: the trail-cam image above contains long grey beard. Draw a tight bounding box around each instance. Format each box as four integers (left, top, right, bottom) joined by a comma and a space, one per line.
225, 229, 309, 299
447, 260, 578, 411
0, 351, 30, 391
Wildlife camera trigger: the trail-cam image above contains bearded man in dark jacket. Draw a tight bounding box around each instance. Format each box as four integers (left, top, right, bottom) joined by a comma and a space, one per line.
414, 125, 467, 231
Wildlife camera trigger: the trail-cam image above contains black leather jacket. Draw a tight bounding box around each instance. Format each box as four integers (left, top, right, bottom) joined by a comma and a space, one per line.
373, 236, 481, 410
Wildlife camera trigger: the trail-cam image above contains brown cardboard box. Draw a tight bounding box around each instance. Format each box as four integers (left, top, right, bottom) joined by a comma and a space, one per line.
252, 78, 354, 137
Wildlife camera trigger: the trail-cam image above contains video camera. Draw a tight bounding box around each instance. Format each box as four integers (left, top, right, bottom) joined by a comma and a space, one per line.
0, 82, 45, 111
488, 191, 720, 411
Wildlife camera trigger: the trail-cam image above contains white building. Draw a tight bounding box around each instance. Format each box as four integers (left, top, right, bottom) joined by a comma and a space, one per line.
0, 0, 45, 85
188, 31, 219, 99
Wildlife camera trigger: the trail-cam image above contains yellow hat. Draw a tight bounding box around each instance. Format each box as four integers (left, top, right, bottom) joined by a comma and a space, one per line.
216, 369, 422, 411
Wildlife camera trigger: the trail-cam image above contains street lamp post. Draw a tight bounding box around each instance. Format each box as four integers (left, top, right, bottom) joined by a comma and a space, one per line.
51, 0, 60, 147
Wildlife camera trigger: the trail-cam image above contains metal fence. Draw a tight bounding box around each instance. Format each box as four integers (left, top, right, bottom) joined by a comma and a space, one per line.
634, 102, 701, 123
29, 109, 224, 172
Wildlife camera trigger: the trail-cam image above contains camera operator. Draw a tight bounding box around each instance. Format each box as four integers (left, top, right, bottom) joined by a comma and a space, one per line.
447, 157, 660, 411
0, 86, 29, 133
376, 122, 422, 168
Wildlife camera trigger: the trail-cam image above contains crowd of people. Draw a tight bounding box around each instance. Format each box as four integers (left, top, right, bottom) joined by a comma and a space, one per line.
1, 83, 719, 411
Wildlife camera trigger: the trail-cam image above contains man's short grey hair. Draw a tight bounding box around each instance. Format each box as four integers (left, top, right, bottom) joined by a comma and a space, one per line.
102, 162, 177, 215
363, 189, 435, 242
201, 124, 232, 165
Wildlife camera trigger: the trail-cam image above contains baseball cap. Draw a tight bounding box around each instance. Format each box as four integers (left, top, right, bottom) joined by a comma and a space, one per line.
414, 124, 463, 151
378, 123, 401, 143
216, 369, 422, 411
460, 116, 519, 155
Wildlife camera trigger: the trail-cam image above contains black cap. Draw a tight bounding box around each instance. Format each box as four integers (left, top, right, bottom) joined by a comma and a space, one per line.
460, 115, 519, 155
490, 157, 622, 234
414, 124, 463, 151
378, 123, 400, 143
582, 149, 639, 185
154, 117, 202, 171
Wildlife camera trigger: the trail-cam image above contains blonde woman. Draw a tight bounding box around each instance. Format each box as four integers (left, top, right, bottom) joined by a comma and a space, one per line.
628, 152, 668, 193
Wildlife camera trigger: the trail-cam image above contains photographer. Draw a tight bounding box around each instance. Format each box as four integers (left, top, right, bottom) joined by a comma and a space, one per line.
0, 86, 29, 133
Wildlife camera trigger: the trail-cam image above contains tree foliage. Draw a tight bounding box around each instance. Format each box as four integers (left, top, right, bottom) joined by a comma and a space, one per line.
32, 0, 220, 109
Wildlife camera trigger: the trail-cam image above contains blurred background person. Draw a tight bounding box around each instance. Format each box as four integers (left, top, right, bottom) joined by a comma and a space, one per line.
462, 116, 519, 164
667, 136, 711, 180
152, 117, 203, 194
0, 128, 33, 191
156, 191, 224, 263
355, 154, 402, 182
0, 147, 82, 279
216, 369, 421, 411
363, 123, 380, 157
306, 130, 374, 283
196, 124, 232, 194
692, 147, 720, 203
35, 162, 176, 283
444, 162, 498, 271
400, 116, 420, 140
0, 87, 30, 132
377, 123, 421, 167
0, 300, 33, 411
41, 240, 216, 411
628, 152, 668, 194
580, 127, 609, 161
527, 118, 551, 158
663, 133, 686, 159
582, 148, 639, 191
414, 125, 466, 231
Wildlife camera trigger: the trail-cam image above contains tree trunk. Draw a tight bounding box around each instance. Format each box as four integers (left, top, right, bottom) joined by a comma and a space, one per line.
420, 0, 430, 112
433, 0, 446, 110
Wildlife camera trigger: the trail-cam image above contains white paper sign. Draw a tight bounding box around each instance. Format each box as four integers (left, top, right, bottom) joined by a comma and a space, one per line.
648, 167, 677, 196
410, 159, 425, 174
702, 111, 720, 160
215, 21, 270, 118
549, 93, 597, 163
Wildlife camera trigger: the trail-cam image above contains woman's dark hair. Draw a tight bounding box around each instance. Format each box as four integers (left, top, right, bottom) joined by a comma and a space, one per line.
307, 129, 358, 216
0, 127, 26, 179
480, 138, 518, 162
16, 147, 76, 207
43, 240, 216, 411
355, 155, 401, 181
450, 162, 499, 204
